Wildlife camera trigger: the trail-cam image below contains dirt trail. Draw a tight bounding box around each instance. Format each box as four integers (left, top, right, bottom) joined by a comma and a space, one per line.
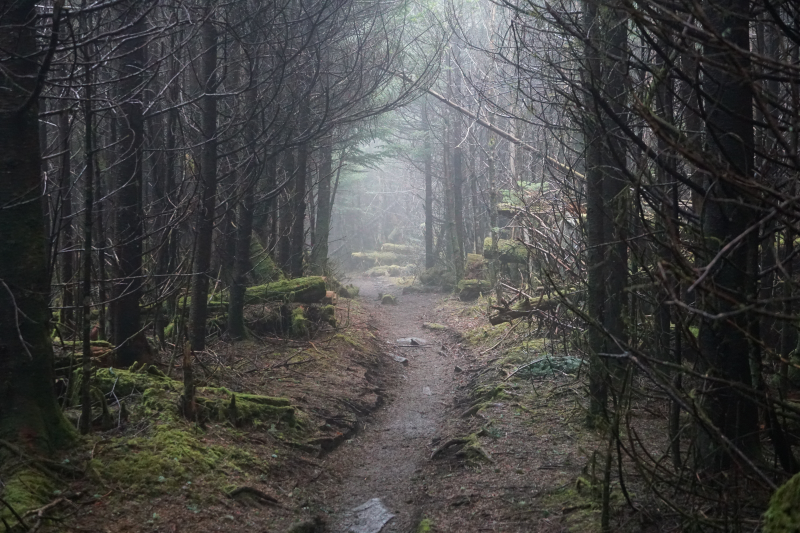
321, 277, 457, 532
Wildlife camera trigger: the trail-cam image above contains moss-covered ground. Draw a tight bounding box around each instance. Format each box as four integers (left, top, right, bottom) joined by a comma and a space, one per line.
1, 291, 390, 533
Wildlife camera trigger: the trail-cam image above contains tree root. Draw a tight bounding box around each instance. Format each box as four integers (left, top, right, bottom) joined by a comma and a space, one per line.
226, 486, 282, 507
0, 439, 81, 477
430, 426, 494, 463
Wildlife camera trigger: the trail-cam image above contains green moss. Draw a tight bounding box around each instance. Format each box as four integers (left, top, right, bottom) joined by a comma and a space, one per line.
337, 284, 359, 298
457, 280, 491, 301
250, 238, 285, 283
381, 294, 397, 305
464, 322, 512, 346
351, 251, 401, 266
0, 468, 55, 528
419, 266, 456, 289
291, 306, 310, 337
92, 427, 224, 494
322, 305, 336, 327
423, 323, 447, 330
483, 238, 527, 263
333, 333, 365, 351
246, 277, 327, 305
195, 391, 297, 428
380, 243, 416, 255
764, 471, 800, 532
416, 518, 434, 533
93, 367, 179, 398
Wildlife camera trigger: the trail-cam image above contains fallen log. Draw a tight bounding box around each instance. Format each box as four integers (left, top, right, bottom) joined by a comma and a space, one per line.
244, 276, 327, 304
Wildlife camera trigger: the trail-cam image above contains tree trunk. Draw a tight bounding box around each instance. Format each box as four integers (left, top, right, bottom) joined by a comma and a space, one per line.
0, 0, 74, 451
451, 56, 466, 280
309, 135, 333, 275
112, 2, 146, 366
424, 102, 434, 269
228, 84, 258, 340
277, 149, 294, 271
58, 109, 75, 332
290, 99, 311, 278
584, 0, 628, 426
695, 0, 759, 468
79, 57, 95, 436
188, 15, 219, 352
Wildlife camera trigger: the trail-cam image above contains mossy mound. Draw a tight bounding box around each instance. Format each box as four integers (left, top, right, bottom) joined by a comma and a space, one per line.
291, 306, 311, 337
419, 266, 456, 290
381, 294, 398, 305
380, 243, 416, 255
457, 280, 492, 301
93, 365, 177, 398
764, 471, 800, 532
245, 276, 327, 304
91, 426, 224, 494
0, 468, 56, 529
337, 284, 359, 298
465, 253, 486, 279
483, 238, 527, 263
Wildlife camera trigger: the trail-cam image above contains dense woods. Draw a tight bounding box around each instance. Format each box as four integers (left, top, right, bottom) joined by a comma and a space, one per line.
2, 0, 800, 530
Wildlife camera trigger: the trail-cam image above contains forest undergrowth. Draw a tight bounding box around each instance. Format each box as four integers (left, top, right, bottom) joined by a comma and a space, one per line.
0, 277, 784, 533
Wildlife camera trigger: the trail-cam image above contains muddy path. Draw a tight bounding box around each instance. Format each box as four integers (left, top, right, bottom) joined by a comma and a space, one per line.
318, 277, 460, 532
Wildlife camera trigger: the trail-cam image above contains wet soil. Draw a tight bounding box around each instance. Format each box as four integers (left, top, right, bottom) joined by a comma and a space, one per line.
318, 277, 461, 532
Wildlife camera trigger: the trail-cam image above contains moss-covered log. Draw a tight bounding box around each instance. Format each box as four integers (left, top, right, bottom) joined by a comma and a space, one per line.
351, 251, 401, 266
195, 390, 296, 427
380, 243, 416, 255
483, 237, 527, 263
457, 280, 492, 301
245, 276, 326, 304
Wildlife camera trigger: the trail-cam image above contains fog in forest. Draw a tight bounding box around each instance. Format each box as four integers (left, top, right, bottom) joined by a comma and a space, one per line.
2, 0, 800, 531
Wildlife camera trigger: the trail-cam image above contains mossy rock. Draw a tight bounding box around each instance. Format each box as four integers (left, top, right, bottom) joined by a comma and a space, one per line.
245, 276, 327, 304
0, 468, 56, 528
457, 280, 491, 301
423, 322, 448, 331
381, 294, 398, 305
764, 471, 800, 532
380, 243, 416, 255
195, 390, 296, 428
483, 238, 527, 263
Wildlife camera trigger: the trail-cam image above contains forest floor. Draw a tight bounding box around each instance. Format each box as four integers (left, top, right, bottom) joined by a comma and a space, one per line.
6, 275, 656, 533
